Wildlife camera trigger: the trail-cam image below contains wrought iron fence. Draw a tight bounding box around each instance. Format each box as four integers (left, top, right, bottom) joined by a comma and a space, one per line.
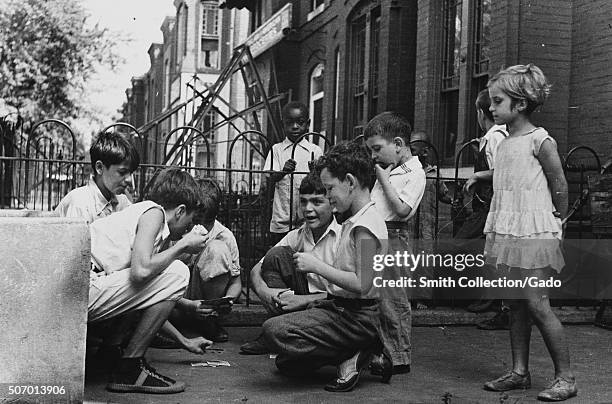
1, 114, 608, 307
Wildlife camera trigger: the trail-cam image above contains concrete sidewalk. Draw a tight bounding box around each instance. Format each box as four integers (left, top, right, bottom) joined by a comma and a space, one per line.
85, 325, 611, 403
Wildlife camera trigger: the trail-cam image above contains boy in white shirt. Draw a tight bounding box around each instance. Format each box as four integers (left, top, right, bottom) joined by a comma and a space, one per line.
263, 101, 323, 243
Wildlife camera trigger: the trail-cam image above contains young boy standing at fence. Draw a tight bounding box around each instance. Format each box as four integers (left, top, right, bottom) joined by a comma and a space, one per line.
55, 132, 138, 223
364, 112, 426, 378
262, 142, 387, 392
88, 168, 210, 394
172, 178, 242, 343
240, 172, 337, 355
263, 101, 323, 244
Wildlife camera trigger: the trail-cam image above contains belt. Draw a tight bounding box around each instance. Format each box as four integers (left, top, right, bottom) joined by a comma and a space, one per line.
328, 294, 377, 308
386, 221, 409, 230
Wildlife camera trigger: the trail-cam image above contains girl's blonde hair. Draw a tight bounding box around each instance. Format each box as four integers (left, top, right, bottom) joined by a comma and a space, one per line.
487, 63, 551, 114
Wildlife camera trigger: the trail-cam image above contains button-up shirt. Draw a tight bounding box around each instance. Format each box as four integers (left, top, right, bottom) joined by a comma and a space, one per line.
264, 137, 323, 233
371, 156, 426, 221
55, 177, 131, 223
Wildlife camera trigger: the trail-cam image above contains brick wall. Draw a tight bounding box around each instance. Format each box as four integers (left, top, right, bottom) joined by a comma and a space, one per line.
569, 0, 612, 160
489, 0, 573, 154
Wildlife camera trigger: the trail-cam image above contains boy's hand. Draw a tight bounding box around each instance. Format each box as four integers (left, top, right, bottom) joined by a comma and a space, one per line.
182, 336, 213, 355
293, 252, 323, 274
282, 159, 297, 173
260, 289, 283, 315
190, 300, 218, 320
272, 290, 310, 312
463, 175, 478, 194
374, 163, 393, 183
179, 227, 208, 253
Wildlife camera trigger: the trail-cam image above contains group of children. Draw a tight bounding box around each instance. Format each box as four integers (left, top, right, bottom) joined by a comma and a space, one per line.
56, 64, 577, 401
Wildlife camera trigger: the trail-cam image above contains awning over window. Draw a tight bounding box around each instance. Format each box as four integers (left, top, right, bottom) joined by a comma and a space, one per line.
219, 0, 254, 10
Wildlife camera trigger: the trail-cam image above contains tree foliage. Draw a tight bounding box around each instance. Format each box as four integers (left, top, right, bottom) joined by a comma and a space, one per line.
0, 0, 122, 123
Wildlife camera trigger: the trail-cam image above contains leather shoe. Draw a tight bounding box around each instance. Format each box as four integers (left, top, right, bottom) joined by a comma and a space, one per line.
240, 335, 270, 355
324, 349, 373, 392
370, 355, 410, 380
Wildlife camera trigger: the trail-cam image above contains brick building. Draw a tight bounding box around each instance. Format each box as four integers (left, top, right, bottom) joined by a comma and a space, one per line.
122, 1, 251, 171
223, 0, 612, 166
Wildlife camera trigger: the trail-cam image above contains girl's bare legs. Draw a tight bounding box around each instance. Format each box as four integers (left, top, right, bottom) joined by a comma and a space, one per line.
522, 276, 573, 379
507, 299, 531, 376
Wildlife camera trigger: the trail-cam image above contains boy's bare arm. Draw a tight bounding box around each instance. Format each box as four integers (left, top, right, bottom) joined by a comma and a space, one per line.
225, 274, 242, 300
250, 261, 283, 314
464, 169, 493, 194
375, 165, 413, 218
130, 208, 207, 284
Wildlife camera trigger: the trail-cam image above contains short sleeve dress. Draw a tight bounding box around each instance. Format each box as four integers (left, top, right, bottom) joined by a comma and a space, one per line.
483, 127, 565, 272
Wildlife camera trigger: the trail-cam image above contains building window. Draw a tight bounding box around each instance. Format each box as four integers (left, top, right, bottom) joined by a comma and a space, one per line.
473, 0, 490, 76
202, 3, 219, 36
442, 0, 462, 90
176, 4, 189, 61
307, 0, 325, 21
309, 64, 325, 146
348, 4, 381, 138
201, 109, 216, 145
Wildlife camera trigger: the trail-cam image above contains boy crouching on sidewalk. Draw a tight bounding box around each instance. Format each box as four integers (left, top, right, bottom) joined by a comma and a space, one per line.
240, 172, 338, 355
88, 167, 209, 394
262, 142, 388, 392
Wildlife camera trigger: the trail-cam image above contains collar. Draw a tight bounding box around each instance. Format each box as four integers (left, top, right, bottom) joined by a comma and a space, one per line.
87, 177, 119, 215
390, 155, 421, 176
344, 201, 375, 227
299, 216, 340, 244
280, 136, 311, 152
480, 124, 508, 151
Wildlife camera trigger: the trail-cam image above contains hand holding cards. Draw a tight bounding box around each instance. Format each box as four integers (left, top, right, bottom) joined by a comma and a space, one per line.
199, 296, 233, 315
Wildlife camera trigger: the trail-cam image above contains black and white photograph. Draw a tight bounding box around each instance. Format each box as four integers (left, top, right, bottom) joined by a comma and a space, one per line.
1, 0, 611, 402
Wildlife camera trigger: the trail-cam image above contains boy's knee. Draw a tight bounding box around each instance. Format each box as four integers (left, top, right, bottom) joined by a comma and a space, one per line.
262, 316, 290, 348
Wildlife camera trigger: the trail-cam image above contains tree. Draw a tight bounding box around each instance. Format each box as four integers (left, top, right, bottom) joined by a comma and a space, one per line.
0, 0, 122, 126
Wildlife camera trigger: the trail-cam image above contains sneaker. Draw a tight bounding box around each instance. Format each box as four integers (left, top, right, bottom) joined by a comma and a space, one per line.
483, 371, 531, 392
537, 377, 578, 401
477, 310, 510, 330
240, 334, 270, 355
107, 357, 185, 394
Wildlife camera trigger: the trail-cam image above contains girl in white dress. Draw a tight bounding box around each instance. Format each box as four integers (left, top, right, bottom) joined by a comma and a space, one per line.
482, 64, 577, 402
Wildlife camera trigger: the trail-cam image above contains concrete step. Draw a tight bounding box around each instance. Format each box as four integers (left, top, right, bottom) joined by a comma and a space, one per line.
222, 302, 599, 327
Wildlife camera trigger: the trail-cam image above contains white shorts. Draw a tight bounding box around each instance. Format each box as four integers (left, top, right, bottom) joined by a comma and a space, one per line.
88, 260, 189, 323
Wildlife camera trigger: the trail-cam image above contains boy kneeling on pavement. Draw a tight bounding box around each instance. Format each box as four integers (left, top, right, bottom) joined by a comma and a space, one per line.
261, 142, 388, 392
241, 172, 339, 355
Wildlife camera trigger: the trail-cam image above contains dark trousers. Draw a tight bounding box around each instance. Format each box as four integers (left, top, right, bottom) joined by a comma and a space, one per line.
261, 246, 310, 295
262, 297, 379, 373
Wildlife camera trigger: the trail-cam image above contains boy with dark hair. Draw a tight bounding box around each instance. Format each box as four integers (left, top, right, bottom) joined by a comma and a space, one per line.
263, 101, 323, 243
262, 142, 388, 392
173, 177, 242, 343
364, 111, 425, 377
240, 172, 337, 355
88, 167, 209, 394
56, 131, 139, 223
